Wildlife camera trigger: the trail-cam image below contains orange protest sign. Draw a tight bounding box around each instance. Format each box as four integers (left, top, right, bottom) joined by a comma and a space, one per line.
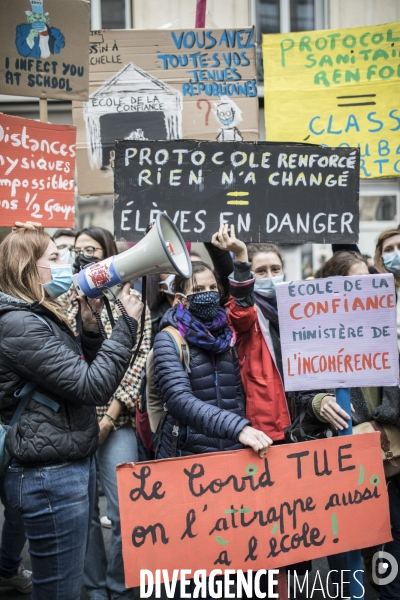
117, 434, 390, 587
0, 114, 76, 227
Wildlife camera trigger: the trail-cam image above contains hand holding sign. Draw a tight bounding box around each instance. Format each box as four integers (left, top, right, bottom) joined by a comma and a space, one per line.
320, 395, 354, 431
238, 425, 272, 458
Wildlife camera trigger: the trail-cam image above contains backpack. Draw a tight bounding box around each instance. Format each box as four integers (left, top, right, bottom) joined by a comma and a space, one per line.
136, 326, 190, 451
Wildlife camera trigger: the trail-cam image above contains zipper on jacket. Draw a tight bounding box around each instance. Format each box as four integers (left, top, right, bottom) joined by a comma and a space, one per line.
214, 357, 224, 451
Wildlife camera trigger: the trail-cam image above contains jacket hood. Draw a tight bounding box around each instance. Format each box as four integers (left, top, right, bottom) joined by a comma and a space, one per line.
159, 306, 178, 331
0, 292, 31, 316
0, 292, 57, 323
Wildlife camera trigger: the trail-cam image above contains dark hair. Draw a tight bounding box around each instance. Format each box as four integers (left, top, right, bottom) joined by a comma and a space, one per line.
53, 228, 75, 240
74, 227, 118, 259
174, 261, 223, 296
246, 243, 284, 267
320, 251, 368, 278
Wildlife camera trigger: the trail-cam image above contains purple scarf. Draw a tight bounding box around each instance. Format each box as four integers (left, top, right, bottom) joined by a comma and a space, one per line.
175, 304, 235, 354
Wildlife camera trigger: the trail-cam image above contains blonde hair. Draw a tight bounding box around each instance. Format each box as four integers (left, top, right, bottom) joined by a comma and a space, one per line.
0, 228, 71, 326
374, 228, 400, 287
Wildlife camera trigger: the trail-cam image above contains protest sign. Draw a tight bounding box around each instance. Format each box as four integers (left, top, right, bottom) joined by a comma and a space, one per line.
276, 273, 399, 391
262, 22, 400, 179
0, 0, 90, 101
0, 114, 76, 227
72, 28, 258, 195
117, 439, 390, 587
114, 140, 359, 243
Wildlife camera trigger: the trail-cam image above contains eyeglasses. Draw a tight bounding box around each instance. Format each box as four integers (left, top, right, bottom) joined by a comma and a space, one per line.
73, 246, 103, 257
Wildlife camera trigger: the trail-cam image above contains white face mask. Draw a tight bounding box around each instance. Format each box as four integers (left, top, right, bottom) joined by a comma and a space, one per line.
254, 274, 284, 299
159, 274, 175, 296
58, 247, 75, 266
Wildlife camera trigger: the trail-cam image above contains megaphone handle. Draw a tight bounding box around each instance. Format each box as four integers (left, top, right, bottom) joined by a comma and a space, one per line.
129, 276, 147, 368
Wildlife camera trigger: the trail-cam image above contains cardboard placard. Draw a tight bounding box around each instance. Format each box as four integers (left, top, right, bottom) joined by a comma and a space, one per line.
114, 140, 359, 243
0, 114, 76, 227
0, 0, 90, 101
262, 22, 400, 179
117, 438, 390, 587
72, 28, 258, 195
276, 274, 399, 391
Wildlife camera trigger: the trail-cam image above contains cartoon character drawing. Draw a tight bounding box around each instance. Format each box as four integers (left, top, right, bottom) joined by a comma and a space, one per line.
15, 0, 65, 59
215, 98, 243, 142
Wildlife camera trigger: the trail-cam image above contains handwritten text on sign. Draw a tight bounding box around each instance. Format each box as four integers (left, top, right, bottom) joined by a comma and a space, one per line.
114, 140, 359, 243
262, 22, 400, 179
117, 438, 390, 587
276, 274, 399, 391
0, 114, 76, 227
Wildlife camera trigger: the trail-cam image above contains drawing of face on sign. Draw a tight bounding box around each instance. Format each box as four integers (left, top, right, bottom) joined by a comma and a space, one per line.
16, 0, 65, 59
83, 62, 183, 174
215, 97, 243, 142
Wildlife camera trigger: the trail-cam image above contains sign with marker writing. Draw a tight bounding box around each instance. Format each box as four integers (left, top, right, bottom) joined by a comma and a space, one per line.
114, 140, 359, 243
0, 0, 90, 101
276, 273, 399, 391
262, 21, 400, 179
72, 28, 258, 195
0, 114, 76, 227
117, 439, 390, 587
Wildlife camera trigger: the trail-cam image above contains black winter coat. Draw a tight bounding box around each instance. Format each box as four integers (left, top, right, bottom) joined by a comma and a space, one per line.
0, 292, 136, 463
154, 308, 250, 458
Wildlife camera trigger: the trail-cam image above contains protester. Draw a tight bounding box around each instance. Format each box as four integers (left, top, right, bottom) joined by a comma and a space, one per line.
65, 226, 151, 600
53, 228, 76, 265
297, 250, 400, 600
153, 259, 271, 459
211, 224, 292, 441
374, 228, 400, 287
0, 226, 142, 600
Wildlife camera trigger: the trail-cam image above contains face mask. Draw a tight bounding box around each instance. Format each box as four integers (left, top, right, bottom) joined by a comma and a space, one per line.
58, 247, 75, 266
254, 275, 284, 299
73, 253, 100, 273
31, 20, 46, 31
186, 290, 220, 321
41, 264, 73, 298
159, 274, 175, 296
383, 251, 400, 276
219, 115, 234, 126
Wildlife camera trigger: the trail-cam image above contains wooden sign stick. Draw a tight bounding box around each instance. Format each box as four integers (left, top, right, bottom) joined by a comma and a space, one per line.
336, 387, 365, 600
39, 98, 48, 123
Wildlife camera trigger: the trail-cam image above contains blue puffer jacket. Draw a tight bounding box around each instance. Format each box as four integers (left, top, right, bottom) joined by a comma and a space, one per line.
154, 308, 251, 458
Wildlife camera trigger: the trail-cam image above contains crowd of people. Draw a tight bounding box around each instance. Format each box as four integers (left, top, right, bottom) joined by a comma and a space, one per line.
0, 221, 399, 599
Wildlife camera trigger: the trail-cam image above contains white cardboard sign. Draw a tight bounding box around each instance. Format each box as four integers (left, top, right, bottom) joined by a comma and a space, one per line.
276, 274, 399, 391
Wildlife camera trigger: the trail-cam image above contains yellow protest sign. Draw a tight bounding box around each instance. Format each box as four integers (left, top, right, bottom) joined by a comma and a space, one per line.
262, 22, 400, 178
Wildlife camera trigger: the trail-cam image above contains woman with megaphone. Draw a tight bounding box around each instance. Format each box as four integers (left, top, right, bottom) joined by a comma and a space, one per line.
62, 225, 152, 600
0, 225, 142, 600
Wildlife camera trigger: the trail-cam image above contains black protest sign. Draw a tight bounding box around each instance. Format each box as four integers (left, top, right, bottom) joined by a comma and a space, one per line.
114, 141, 359, 243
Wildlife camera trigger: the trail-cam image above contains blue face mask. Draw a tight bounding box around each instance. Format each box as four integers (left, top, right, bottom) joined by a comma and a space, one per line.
186, 290, 220, 321
254, 275, 284, 299
41, 264, 73, 298
383, 251, 400, 277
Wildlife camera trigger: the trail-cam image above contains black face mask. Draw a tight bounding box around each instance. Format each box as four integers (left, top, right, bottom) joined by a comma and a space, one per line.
73, 254, 101, 273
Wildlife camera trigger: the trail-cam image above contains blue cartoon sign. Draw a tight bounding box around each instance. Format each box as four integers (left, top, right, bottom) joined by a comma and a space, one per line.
0, 0, 89, 101
16, 0, 65, 59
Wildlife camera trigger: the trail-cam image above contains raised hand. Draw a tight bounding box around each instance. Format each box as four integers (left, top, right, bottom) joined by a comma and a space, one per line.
211, 224, 248, 262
